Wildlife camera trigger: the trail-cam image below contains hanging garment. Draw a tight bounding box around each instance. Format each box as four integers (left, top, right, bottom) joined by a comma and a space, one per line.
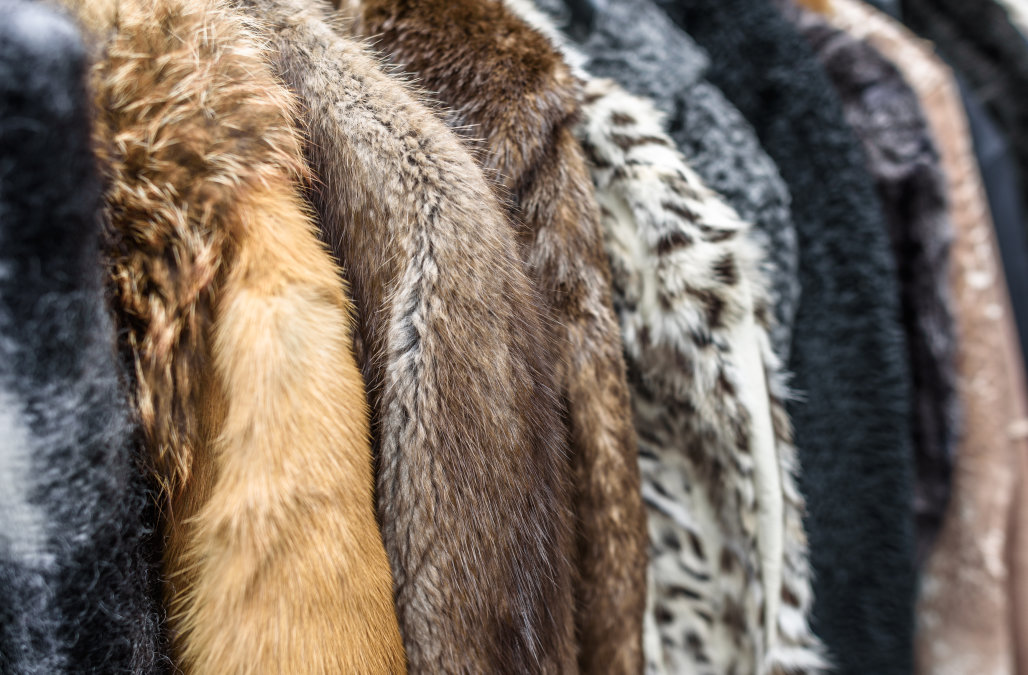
531, 0, 801, 362
823, 1, 1028, 671
655, 1, 917, 673
232, 0, 579, 672
342, 1, 647, 671
54, 0, 407, 671
918, 86, 1024, 675
781, 0, 960, 566
503, 2, 825, 672
575, 78, 825, 675
959, 82, 1028, 376
0, 2, 166, 671
900, 0, 1028, 247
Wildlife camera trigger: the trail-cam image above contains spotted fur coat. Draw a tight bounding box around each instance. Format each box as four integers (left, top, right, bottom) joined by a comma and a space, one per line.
341, 1, 647, 670
503, 2, 827, 671
54, 0, 406, 670
579, 79, 826, 675
231, 0, 578, 672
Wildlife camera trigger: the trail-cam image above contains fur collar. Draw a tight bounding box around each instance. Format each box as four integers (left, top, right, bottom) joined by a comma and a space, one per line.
58, 0, 406, 670
344, 0, 648, 670
235, 0, 579, 671
0, 2, 165, 670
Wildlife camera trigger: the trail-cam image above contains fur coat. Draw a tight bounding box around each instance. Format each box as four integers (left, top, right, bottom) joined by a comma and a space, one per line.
0, 2, 166, 671
230, 0, 578, 671
503, 5, 827, 669
531, 0, 801, 362
340, 0, 647, 671
826, 3, 1028, 668
55, 0, 406, 671
782, 0, 960, 564
900, 0, 1028, 249
656, 1, 918, 672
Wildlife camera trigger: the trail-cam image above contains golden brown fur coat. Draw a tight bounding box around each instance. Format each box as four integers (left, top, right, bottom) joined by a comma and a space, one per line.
342, 0, 647, 671
233, 0, 579, 672
54, 0, 406, 671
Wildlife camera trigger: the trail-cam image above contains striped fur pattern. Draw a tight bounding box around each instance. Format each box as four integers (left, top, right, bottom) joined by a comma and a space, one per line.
575, 76, 828, 675
232, 0, 578, 671
59, 0, 407, 670
343, 1, 648, 670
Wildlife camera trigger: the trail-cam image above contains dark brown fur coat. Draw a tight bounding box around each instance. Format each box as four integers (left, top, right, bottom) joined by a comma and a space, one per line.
55, 0, 406, 670
233, 0, 578, 672
342, 0, 647, 671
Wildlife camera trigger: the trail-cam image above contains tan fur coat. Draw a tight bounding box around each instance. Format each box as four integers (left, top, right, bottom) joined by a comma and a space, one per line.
341, 0, 648, 671
54, 0, 406, 671
233, 0, 579, 672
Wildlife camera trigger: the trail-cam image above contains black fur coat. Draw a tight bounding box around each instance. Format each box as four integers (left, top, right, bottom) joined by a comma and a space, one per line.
0, 1, 166, 671
655, 0, 918, 672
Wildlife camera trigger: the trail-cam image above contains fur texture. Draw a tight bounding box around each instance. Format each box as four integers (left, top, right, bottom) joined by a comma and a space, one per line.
0, 2, 166, 670
900, 0, 1028, 258
231, 0, 578, 671
825, 3, 1028, 669
531, 0, 802, 362
57, 0, 407, 671
574, 78, 826, 675
656, 1, 918, 672
500, 6, 825, 665
343, 1, 647, 670
782, 0, 960, 563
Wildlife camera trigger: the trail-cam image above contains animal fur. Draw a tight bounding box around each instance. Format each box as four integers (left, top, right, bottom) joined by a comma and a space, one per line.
656, 0, 918, 671
783, 0, 960, 564
529, 0, 804, 364
0, 2, 167, 671
499, 3, 826, 668
230, 0, 578, 671
572, 78, 827, 675
54, 0, 407, 671
342, 1, 647, 671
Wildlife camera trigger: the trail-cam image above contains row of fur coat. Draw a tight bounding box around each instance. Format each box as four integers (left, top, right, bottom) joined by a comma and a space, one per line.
654, 1, 918, 673
0, 0, 851, 672
38, 0, 406, 670
501, 2, 825, 672
816, 1, 1028, 671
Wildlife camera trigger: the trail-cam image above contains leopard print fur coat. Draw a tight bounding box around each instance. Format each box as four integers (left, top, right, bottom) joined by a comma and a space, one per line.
506, 2, 827, 671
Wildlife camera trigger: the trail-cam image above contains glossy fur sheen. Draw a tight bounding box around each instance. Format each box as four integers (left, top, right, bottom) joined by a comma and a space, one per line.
57, 0, 406, 671
345, 1, 647, 671
232, 0, 577, 671
0, 2, 166, 670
